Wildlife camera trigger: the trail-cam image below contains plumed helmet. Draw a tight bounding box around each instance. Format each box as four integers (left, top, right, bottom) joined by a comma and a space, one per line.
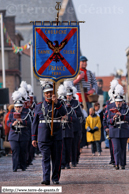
12, 91, 22, 101
108, 89, 114, 101
110, 79, 118, 94
40, 80, 53, 93
63, 80, 73, 89
63, 80, 73, 96
72, 86, 77, 97
12, 91, 23, 107
14, 100, 23, 107
114, 84, 124, 102
57, 84, 67, 100
18, 87, 28, 101
66, 87, 73, 96
20, 81, 28, 91
27, 84, 34, 96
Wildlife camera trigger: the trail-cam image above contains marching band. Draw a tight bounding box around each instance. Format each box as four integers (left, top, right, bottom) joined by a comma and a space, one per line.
2, 74, 129, 185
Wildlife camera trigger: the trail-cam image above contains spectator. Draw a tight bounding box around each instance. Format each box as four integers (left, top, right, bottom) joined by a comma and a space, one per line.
94, 102, 105, 152
97, 79, 109, 109
80, 103, 88, 149
0, 111, 5, 157
3, 104, 14, 155
85, 107, 101, 156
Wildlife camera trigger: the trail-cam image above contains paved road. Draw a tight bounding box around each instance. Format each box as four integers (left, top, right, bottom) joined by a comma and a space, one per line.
0, 144, 129, 194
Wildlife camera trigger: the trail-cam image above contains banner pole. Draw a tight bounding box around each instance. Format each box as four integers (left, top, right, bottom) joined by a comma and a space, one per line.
51, 2, 61, 136
30, 44, 34, 93
0, 13, 6, 110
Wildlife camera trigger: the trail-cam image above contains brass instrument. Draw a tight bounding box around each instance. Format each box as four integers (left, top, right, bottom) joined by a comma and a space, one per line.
13, 110, 24, 134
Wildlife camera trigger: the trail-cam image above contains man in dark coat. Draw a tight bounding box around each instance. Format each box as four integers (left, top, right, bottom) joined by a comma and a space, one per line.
32, 81, 66, 185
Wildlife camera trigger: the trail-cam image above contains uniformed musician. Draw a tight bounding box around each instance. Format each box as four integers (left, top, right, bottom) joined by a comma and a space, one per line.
18, 82, 35, 166
57, 84, 77, 169
32, 81, 66, 185
7, 91, 31, 172
103, 79, 118, 165
107, 84, 129, 170
64, 81, 83, 167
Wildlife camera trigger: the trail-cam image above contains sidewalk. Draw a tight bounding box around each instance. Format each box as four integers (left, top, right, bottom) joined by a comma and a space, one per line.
0, 144, 129, 194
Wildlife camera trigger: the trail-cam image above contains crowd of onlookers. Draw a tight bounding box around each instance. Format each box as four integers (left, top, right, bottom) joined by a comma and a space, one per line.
0, 106, 7, 157
0, 105, 13, 157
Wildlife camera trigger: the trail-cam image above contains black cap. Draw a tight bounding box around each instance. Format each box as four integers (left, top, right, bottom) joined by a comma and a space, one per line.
80, 56, 88, 62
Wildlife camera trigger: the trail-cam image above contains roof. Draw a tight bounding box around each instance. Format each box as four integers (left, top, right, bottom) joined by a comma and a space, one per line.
23, 48, 30, 56
96, 76, 127, 93
15, 30, 24, 40
0, 0, 74, 24
0, 0, 77, 45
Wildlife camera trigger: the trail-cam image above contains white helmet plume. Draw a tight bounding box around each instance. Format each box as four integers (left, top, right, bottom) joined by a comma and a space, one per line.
63, 80, 73, 89
20, 81, 28, 91
114, 84, 124, 96
108, 89, 114, 101
57, 84, 66, 97
18, 87, 28, 101
110, 79, 118, 91
27, 84, 33, 93
12, 91, 22, 101
27, 84, 34, 96
72, 86, 77, 97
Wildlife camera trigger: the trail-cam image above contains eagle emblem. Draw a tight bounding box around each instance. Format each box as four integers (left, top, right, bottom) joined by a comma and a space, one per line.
46, 39, 68, 62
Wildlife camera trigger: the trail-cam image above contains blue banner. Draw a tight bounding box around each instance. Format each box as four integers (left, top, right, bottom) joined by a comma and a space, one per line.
33, 24, 80, 82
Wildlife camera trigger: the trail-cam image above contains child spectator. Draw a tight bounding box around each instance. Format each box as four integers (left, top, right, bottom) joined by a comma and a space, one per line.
85, 107, 101, 156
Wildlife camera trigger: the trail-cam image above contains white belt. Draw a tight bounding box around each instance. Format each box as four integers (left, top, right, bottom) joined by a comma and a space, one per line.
14, 125, 25, 128
116, 121, 128, 124
40, 120, 61, 123
61, 120, 69, 123
39, 120, 68, 123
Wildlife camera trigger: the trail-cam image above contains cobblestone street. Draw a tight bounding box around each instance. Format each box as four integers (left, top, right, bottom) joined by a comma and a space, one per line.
1, 144, 129, 194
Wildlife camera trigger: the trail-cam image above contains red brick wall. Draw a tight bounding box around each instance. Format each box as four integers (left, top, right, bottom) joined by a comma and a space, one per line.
96, 76, 127, 93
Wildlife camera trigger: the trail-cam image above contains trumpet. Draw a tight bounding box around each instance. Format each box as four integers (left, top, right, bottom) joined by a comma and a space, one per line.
13, 110, 22, 134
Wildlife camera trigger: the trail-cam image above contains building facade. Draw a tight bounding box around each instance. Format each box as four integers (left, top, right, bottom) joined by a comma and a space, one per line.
0, 0, 78, 102
0, 10, 23, 104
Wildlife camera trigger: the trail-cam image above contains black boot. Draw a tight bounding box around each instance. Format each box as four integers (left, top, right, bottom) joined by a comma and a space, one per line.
41, 180, 50, 185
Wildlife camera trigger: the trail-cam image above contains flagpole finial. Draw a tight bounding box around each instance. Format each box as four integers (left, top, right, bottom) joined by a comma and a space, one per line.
55, 2, 61, 25
55, 2, 61, 11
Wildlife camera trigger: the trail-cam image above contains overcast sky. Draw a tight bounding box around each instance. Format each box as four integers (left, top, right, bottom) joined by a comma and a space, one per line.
72, 0, 129, 76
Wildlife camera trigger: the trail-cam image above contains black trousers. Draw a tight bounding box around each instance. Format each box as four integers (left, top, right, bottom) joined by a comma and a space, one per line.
72, 131, 78, 165
38, 140, 62, 182
112, 138, 127, 166
10, 141, 28, 171
62, 138, 72, 167
109, 139, 115, 163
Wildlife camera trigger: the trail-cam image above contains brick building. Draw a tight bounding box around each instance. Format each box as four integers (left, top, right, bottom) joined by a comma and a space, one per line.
96, 76, 127, 94
0, 10, 23, 104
